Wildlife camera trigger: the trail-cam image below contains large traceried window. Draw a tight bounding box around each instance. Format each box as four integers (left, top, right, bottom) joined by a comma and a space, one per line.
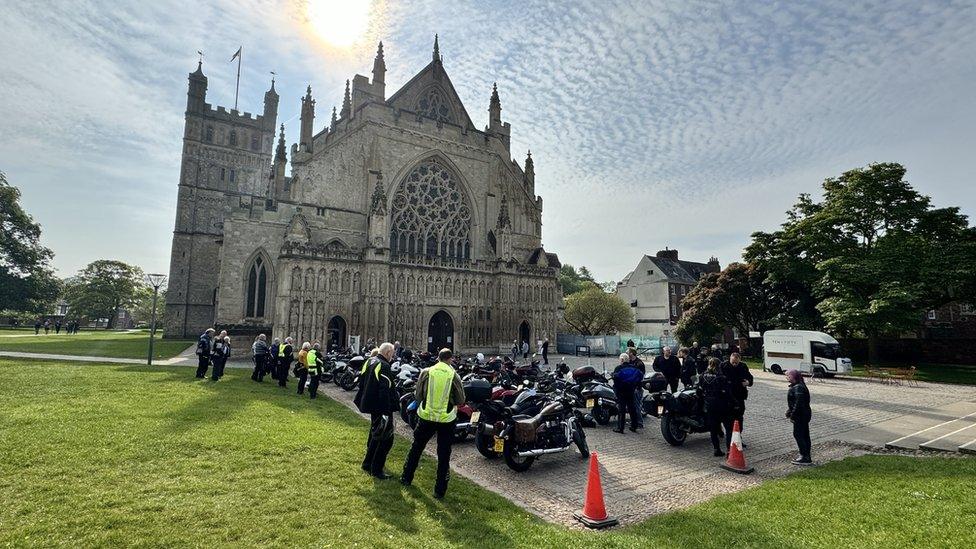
245, 256, 268, 317
390, 157, 471, 261
414, 87, 455, 124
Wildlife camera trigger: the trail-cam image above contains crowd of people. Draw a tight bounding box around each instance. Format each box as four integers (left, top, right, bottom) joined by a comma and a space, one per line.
28, 318, 81, 335
192, 328, 465, 498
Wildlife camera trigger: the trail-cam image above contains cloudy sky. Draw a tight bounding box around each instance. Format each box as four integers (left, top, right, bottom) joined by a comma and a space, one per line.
2, 0, 974, 283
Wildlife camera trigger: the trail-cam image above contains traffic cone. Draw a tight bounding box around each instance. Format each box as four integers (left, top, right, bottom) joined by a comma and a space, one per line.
720, 420, 754, 474
573, 452, 619, 528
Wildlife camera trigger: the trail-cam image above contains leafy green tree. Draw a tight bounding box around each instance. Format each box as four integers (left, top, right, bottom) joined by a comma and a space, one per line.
0, 171, 61, 313
65, 260, 146, 328
563, 282, 634, 335
558, 264, 593, 296
674, 263, 781, 345
748, 163, 976, 362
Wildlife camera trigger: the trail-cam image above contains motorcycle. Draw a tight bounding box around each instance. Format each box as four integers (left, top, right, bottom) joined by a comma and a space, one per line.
491, 391, 589, 472
571, 365, 618, 426
400, 377, 488, 443
643, 373, 708, 445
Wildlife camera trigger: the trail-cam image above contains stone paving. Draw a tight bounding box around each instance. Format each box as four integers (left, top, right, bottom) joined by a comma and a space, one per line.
322, 355, 976, 526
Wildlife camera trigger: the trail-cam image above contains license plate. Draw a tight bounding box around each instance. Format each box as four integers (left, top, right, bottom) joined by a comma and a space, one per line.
657, 405, 664, 415
586, 399, 595, 409
493, 437, 504, 452
470, 411, 480, 423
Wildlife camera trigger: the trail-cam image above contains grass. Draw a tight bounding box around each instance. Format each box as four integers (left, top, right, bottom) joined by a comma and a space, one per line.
0, 329, 194, 360
850, 363, 976, 386
1, 359, 974, 547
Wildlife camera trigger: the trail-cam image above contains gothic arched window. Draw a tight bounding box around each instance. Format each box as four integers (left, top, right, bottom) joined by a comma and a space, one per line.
229, 130, 238, 147
390, 157, 472, 261
245, 256, 268, 317
414, 87, 455, 124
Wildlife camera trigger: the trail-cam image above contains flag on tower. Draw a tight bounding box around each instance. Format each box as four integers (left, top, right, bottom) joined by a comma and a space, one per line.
230, 47, 242, 62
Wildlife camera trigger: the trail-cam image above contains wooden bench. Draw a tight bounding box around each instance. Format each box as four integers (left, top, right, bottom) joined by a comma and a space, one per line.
885, 366, 919, 387
862, 365, 885, 382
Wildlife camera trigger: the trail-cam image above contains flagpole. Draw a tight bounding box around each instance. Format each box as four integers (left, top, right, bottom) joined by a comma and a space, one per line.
234, 47, 242, 111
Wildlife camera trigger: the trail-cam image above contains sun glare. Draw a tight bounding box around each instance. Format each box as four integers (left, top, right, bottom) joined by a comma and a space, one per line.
306, 0, 371, 48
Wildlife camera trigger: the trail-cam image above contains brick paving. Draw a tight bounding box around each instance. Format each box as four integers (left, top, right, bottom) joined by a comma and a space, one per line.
322, 356, 976, 526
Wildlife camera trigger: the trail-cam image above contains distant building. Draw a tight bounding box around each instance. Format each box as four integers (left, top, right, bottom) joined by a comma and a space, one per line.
921, 302, 976, 338
615, 249, 721, 339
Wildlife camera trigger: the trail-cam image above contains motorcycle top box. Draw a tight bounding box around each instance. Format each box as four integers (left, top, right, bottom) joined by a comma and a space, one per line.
571, 366, 598, 383
463, 378, 492, 403
643, 372, 669, 392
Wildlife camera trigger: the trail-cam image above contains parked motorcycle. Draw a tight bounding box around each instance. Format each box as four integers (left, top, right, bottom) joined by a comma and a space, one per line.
492, 391, 589, 471
643, 373, 708, 445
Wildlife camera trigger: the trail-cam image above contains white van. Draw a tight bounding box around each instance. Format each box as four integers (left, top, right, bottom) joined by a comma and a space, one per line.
762, 330, 853, 377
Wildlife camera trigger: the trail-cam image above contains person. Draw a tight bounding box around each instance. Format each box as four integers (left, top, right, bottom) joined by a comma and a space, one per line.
541, 337, 550, 365
690, 341, 701, 359
296, 342, 310, 394
55, 320, 62, 334
268, 338, 281, 380
652, 346, 681, 392
612, 353, 642, 433
511, 340, 519, 362
305, 342, 323, 398
721, 352, 754, 440
626, 347, 646, 428
251, 334, 270, 382
626, 338, 636, 349
43, 319, 50, 334
211, 335, 231, 381
354, 342, 398, 480
699, 357, 734, 456
677, 347, 698, 387
394, 340, 402, 359
195, 328, 215, 378
277, 337, 294, 387
400, 347, 466, 497
34, 320, 40, 335
786, 369, 813, 465
521, 340, 529, 359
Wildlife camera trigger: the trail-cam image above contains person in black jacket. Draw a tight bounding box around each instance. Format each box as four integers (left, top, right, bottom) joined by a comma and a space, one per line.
626, 348, 646, 428
251, 334, 270, 382
612, 353, 642, 433
677, 347, 698, 387
354, 343, 397, 479
276, 337, 294, 387
652, 346, 681, 392
699, 358, 734, 456
721, 352, 754, 439
194, 329, 215, 378
786, 369, 813, 465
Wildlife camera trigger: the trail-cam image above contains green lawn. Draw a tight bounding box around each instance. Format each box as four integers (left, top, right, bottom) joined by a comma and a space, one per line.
0, 330, 194, 360
850, 363, 976, 385
1, 360, 974, 547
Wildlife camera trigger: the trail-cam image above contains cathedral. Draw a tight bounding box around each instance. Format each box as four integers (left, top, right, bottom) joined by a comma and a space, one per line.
164, 37, 561, 354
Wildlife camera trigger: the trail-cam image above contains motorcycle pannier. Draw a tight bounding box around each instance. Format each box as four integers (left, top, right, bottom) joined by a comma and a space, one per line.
463, 378, 492, 403
645, 372, 669, 392
572, 366, 597, 382
514, 419, 538, 443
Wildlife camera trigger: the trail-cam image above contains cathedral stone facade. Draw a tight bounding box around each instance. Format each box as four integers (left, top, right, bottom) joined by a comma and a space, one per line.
165, 38, 561, 354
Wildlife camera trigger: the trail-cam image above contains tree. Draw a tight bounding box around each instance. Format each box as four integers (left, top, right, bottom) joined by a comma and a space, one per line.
674, 263, 782, 345
131, 287, 166, 326
558, 264, 595, 296
563, 282, 634, 335
0, 171, 61, 313
65, 260, 146, 328
747, 163, 976, 362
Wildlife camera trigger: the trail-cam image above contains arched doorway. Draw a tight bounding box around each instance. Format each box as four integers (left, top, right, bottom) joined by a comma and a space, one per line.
327, 316, 346, 352
518, 320, 531, 353
428, 311, 454, 353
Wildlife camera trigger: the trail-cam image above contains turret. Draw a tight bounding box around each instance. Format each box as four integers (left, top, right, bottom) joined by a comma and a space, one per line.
300, 85, 315, 153
272, 124, 287, 199
524, 150, 535, 191
330, 106, 338, 130
340, 80, 351, 119
372, 41, 386, 97
496, 194, 513, 261
187, 61, 208, 113
488, 82, 501, 128
432, 34, 441, 64
263, 76, 279, 131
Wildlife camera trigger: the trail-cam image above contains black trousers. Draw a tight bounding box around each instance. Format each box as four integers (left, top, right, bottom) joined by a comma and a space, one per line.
667, 376, 679, 393
195, 355, 210, 378
297, 368, 308, 394
251, 355, 267, 381
793, 418, 812, 458
614, 386, 639, 431
363, 413, 396, 476
401, 418, 455, 496
211, 357, 226, 380
706, 409, 733, 451
277, 360, 290, 387
542, 351, 548, 365
307, 372, 321, 398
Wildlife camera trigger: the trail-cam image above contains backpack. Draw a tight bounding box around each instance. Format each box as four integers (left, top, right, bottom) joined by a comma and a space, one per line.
614, 365, 642, 385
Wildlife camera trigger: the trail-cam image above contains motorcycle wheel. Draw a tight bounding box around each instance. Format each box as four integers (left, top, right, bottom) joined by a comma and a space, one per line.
770, 364, 783, 375
399, 398, 413, 424
573, 426, 590, 458
592, 405, 611, 426
475, 431, 500, 459
660, 413, 688, 446
453, 412, 470, 443
503, 440, 535, 472
321, 371, 334, 383
339, 373, 358, 391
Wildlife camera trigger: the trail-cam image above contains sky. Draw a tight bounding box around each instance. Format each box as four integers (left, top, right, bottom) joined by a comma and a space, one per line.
1, 0, 975, 284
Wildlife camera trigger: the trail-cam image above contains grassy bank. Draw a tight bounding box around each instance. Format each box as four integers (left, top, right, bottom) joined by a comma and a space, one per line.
1, 359, 974, 547
0, 330, 194, 360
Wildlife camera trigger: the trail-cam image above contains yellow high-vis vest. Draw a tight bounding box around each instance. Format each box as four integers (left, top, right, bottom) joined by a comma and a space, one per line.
306, 349, 319, 373
417, 361, 457, 423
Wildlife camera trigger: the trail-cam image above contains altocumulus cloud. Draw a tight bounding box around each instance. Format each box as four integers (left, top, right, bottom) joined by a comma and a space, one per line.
1, 0, 974, 281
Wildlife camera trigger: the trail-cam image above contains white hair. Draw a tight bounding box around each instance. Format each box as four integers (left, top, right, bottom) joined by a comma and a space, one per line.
619, 353, 630, 362
302, 342, 311, 350
378, 342, 395, 355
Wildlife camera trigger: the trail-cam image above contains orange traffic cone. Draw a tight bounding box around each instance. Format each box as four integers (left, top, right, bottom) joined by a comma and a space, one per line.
573, 452, 619, 528
720, 420, 754, 474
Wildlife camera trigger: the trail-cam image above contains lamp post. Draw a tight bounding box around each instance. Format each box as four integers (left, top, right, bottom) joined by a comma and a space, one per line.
145, 274, 167, 366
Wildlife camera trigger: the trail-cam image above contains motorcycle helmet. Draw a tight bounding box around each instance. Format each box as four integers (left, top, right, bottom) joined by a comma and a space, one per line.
401, 349, 413, 362
476, 352, 485, 363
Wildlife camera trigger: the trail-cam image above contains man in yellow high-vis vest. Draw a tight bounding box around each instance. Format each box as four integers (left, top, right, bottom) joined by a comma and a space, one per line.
400, 348, 465, 498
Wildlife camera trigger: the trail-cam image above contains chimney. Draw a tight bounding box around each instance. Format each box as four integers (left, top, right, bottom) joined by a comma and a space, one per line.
656, 248, 679, 261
